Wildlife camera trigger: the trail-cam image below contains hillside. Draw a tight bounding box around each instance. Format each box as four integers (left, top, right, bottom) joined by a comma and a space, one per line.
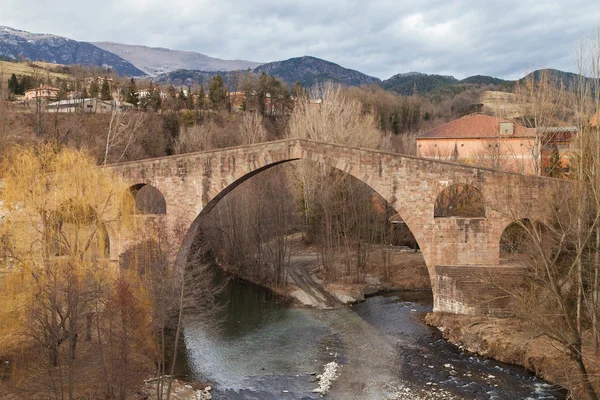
0, 60, 71, 81
151, 69, 222, 86
381, 72, 458, 95
461, 75, 508, 85
521, 68, 597, 90
0, 26, 145, 76
381, 72, 510, 95
480, 90, 522, 119
92, 42, 261, 76
253, 56, 381, 88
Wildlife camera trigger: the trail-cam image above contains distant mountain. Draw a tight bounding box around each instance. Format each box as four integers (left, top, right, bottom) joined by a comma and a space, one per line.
253, 56, 381, 88
92, 42, 261, 76
460, 75, 508, 85
153, 56, 382, 88
381, 72, 458, 95
0, 26, 145, 76
521, 68, 596, 89
151, 69, 222, 86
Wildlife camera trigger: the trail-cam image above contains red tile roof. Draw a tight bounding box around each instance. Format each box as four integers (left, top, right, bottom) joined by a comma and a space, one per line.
417, 114, 536, 139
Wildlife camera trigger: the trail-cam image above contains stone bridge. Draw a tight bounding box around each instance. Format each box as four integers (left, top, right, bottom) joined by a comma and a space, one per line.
104, 138, 559, 315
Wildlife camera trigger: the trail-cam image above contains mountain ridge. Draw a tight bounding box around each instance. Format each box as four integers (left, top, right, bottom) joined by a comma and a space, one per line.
253, 56, 381, 87
0, 26, 145, 76
91, 41, 262, 76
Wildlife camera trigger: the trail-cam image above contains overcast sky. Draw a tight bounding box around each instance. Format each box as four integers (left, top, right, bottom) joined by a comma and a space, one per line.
2, 0, 599, 80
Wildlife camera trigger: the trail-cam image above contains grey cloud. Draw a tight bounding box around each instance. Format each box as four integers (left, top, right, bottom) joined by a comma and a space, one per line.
1, 0, 599, 79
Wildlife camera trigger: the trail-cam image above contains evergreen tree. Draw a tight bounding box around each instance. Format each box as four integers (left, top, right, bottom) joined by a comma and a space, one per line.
147, 84, 162, 111
390, 112, 400, 135
100, 78, 112, 101
257, 72, 268, 115
547, 145, 563, 178
125, 78, 139, 107
56, 80, 69, 101
19, 75, 36, 93
185, 86, 194, 110
208, 75, 227, 110
89, 80, 100, 98
196, 86, 205, 110
8, 73, 19, 94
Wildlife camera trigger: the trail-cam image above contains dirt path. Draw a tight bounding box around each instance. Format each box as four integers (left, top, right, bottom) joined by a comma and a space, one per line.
286, 254, 342, 308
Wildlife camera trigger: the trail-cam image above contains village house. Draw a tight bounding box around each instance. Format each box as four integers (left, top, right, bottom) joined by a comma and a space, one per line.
228, 91, 246, 112
23, 85, 60, 101
46, 98, 134, 114
136, 89, 167, 100
416, 114, 577, 175
84, 76, 114, 89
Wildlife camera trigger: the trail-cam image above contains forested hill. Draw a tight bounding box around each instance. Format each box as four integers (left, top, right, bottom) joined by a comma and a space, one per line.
153, 56, 382, 88
381, 72, 457, 95
253, 56, 381, 88
380, 72, 509, 95
0, 26, 146, 76
520, 68, 598, 93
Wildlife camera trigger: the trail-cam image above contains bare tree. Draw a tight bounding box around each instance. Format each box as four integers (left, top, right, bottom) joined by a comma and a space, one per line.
502, 30, 600, 400
103, 107, 146, 164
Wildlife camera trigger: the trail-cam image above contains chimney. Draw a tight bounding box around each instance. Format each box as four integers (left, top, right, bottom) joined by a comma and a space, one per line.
499, 122, 514, 135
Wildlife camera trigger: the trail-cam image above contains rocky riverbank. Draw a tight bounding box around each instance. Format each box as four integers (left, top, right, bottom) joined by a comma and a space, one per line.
134, 378, 212, 400
424, 312, 599, 398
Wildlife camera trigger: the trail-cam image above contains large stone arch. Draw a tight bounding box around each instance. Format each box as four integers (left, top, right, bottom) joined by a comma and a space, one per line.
173, 152, 432, 289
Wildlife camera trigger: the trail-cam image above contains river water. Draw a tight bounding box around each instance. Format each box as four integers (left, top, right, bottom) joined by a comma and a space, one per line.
176, 276, 565, 400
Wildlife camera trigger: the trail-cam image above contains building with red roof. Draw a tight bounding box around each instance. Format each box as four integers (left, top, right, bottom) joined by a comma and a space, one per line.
416, 114, 576, 175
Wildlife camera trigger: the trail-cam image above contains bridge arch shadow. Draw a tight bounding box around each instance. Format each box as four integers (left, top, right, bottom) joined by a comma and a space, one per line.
129, 183, 167, 215
174, 157, 431, 287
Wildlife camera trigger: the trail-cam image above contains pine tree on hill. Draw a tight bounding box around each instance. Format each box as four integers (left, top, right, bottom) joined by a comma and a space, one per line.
100, 78, 112, 101
209, 75, 227, 110
8, 73, 20, 95
89, 80, 99, 98
125, 78, 139, 107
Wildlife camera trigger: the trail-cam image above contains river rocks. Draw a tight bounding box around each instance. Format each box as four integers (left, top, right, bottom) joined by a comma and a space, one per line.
312, 361, 339, 394
141, 378, 212, 400
424, 312, 572, 395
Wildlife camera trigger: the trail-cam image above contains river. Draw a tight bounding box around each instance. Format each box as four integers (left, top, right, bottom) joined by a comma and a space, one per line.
175, 275, 566, 400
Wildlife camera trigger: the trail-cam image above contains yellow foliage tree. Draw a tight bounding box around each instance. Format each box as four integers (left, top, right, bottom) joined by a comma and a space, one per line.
0, 144, 152, 399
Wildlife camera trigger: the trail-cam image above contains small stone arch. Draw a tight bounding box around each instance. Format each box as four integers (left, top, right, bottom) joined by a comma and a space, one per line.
500, 219, 532, 255
499, 218, 550, 262
129, 184, 167, 215
52, 201, 110, 258
434, 183, 485, 218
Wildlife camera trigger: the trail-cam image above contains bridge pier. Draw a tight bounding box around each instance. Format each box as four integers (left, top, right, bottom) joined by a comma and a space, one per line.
434, 264, 527, 316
